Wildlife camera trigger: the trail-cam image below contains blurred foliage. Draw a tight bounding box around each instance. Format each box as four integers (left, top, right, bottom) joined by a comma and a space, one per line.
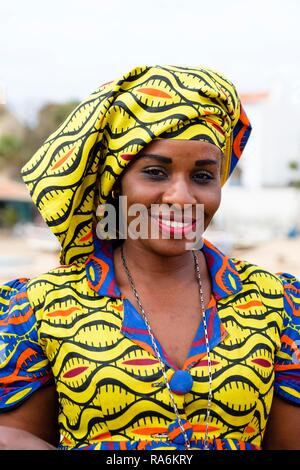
289, 160, 299, 171
0, 205, 19, 228
33, 101, 79, 144
288, 159, 300, 188
0, 101, 79, 178
0, 134, 24, 170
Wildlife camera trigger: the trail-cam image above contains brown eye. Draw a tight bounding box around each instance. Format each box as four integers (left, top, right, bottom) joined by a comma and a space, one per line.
142, 167, 167, 178
193, 171, 213, 183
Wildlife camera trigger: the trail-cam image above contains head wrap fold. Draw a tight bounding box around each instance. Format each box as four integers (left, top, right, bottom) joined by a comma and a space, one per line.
21, 65, 251, 265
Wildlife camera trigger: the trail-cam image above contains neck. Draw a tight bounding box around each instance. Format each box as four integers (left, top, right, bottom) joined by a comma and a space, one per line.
120, 240, 202, 281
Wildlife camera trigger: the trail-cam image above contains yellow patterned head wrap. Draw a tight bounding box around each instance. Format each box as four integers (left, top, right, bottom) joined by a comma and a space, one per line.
21, 65, 251, 265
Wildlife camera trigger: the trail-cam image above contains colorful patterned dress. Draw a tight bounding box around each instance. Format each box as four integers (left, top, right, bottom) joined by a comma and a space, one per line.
1, 237, 299, 450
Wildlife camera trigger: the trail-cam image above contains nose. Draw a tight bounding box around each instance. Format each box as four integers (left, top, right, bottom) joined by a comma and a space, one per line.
161, 177, 197, 206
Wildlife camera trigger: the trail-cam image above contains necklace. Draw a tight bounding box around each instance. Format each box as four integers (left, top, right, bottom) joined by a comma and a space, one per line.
121, 245, 213, 450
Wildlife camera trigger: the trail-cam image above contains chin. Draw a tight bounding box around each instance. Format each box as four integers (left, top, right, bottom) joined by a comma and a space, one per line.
140, 238, 200, 257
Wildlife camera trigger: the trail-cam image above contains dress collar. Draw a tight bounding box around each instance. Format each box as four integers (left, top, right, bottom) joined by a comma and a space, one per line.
85, 236, 242, 300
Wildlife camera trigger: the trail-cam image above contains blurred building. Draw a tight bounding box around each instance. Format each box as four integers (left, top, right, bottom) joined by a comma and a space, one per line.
210, 90, 300, 245
0, 176, 34, 226
233, 91, 300, 188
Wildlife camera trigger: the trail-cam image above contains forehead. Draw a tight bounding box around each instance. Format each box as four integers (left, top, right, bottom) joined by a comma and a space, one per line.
119, 139, 222, 184
120, 140, 222, 179
138, 139, 222, 160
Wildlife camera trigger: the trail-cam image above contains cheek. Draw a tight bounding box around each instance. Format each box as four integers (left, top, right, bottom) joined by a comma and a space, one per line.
121, 179, 161, 205
201, 187, 221, 215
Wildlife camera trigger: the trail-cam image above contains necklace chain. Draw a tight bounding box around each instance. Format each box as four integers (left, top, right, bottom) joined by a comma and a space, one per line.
121, 246, 213, 450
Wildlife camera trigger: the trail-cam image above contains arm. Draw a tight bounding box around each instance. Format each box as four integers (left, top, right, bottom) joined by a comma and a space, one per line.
263, 395, 300, 450
264, 273, 300, 449
0, 384, 59, 450
0, 279, 59, 449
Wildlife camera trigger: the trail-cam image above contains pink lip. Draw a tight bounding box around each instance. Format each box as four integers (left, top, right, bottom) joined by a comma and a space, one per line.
150, 216, 196, 238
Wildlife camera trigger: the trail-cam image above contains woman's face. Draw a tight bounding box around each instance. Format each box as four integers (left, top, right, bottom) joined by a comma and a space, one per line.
118, 139, 222, 256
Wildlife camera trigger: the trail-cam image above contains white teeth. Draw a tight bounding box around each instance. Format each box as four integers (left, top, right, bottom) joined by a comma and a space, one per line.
161, 220, 189, 228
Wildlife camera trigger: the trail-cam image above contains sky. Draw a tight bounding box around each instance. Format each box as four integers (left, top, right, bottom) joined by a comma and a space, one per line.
1, 0, 300, 123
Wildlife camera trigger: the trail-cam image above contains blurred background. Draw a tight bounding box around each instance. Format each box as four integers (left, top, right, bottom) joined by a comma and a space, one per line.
0, 0, 300, 283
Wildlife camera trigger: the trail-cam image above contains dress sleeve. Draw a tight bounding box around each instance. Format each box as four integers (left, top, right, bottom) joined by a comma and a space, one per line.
0, 278, 53, 412
274, 273, 300, 405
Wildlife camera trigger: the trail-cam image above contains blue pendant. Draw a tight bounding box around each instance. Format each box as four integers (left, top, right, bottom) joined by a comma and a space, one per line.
169, 370, 193, 395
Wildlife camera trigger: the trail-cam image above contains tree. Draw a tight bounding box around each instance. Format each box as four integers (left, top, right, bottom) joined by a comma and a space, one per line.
0, 101, 80, 179
0, 134, 24, 172
33, 101, 80, 145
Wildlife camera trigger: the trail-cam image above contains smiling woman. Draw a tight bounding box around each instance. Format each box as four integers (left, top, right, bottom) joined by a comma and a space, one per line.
0, 65, 299, 451
116, 140, 222, 255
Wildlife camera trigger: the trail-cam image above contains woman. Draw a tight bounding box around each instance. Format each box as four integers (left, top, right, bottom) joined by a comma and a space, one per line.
0, 65, 299, 450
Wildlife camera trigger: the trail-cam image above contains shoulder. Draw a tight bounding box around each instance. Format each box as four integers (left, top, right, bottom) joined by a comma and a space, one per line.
25, 261, 91, 318
26, 261, 86, 290
0, 278, 32, 333
231, 256, 300, 296
230, 256, 300, 321
0, 278, 29, 301
231, 257, 285, 293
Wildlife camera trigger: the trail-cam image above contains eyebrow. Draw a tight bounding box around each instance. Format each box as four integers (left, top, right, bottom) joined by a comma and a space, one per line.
138, 153, 219, 166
